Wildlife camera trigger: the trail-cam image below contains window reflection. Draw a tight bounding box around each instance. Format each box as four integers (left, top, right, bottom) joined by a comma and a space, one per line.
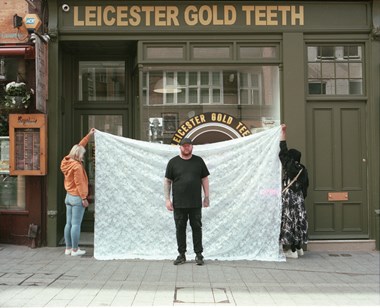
143, 66, 278, 106
78, 61, 125, 102
239, 46, 277, 59
81, 115, 123, 212
0, 137, 25, 210
0, 175, 26, 210
307, 45, 363, 95
141, 65, 280, 143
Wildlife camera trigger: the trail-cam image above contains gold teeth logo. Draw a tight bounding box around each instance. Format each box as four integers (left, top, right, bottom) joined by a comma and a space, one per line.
171, 112, 251, 145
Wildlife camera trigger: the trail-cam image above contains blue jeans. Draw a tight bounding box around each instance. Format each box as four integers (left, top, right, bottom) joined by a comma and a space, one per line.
64, 193, 85, 249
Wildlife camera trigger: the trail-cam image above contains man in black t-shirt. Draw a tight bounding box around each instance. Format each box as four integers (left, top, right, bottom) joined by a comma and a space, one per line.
164, 137, 210, 266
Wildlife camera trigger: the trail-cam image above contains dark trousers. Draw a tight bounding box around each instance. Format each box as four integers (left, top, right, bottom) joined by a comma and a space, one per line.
174, 208, 203, 254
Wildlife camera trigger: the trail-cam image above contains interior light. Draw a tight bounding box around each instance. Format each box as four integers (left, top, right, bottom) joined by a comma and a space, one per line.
153, 77, 182, 94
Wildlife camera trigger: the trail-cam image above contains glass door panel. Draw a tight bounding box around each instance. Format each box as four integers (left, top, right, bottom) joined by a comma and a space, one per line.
78, 61, 126, 102
75, 111, 127, 231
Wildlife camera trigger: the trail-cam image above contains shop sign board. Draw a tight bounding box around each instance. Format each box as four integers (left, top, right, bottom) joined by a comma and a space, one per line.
170, 112, 252, 145
9, 114, 47, 176
35, 35, 48, 113
60, 3, 305, 30
58, 2, 370, 33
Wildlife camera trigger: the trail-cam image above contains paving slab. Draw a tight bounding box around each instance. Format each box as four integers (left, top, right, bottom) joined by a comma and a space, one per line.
0, 244, 378, 307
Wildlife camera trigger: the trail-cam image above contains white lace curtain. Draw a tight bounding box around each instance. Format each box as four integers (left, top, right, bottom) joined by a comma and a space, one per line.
94, 126, 284, 261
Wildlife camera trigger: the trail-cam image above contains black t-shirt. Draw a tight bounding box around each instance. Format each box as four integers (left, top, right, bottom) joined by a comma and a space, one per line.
165, 154, 210, 208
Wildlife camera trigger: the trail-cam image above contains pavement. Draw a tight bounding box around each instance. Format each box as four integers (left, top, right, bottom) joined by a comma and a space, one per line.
0, 244, 379, 307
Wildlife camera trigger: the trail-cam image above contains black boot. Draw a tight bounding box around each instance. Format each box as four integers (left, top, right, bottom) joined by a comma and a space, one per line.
173, 253, 186, 265
195, 253, 204, 265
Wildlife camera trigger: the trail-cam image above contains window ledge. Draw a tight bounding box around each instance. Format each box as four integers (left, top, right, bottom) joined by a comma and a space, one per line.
0, 210, 29, 215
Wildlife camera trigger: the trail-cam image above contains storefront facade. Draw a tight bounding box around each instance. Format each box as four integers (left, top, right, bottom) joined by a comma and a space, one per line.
1, 1, 379, 250
0, 0, 48, 246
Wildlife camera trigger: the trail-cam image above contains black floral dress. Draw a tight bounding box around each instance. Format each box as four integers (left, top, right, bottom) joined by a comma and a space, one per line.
279, 141, 309, 247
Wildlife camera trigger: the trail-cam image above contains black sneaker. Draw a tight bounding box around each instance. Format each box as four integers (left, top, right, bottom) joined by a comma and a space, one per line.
195, 253, 204, 265
173, 254, 186, 265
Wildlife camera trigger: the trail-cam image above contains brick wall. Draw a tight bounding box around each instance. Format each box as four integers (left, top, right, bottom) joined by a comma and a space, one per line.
0, 0, 30, 43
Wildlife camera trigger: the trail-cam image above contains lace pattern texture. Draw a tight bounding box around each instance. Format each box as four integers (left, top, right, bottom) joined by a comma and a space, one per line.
94, 126, 284, 261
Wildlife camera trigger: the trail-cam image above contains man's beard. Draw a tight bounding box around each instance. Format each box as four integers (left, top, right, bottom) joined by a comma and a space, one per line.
180, 147, 192, 158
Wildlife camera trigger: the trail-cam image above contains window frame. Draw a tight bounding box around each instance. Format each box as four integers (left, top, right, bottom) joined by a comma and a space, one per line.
306, 44, 365, 97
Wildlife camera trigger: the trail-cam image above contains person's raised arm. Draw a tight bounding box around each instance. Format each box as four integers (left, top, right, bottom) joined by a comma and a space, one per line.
279, 124, 290, 167
202, 176, 209, 208
164, 177, 174, 211
79, 128, 95, 147
280, 124, 286, 141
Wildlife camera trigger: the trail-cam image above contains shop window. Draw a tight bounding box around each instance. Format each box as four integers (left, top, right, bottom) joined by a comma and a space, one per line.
0, 175, 26, 210
0, 56, 30, 211
192, 46, 231, 59
0, 137, 25, 210
78, 61, 125, 102
141, 65, 280, 143
239, 73, 262, 105
79, 115, 123, 213
344, 46, 361, 59
141, 43, 280, 63
307, 45, 364, 95
146, 46, 185, 60
238, 46, 277, 59
143, 69, 268, 106
318, 47, 335, 59
349, 80, 362, 95
308, 82, 326, 95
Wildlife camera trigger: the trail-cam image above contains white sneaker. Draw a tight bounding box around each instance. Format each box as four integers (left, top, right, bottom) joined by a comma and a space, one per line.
71, 248, 86, 256
297, 248, 304, 256
64, 248, 72, 255
284, 250, 298, 259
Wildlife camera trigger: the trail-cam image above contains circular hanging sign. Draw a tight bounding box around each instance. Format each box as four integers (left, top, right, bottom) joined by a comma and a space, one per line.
171, 112, 251, 145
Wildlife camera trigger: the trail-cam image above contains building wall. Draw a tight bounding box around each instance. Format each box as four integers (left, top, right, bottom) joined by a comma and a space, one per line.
0, 0, 30, 44
0, 0, 46, 246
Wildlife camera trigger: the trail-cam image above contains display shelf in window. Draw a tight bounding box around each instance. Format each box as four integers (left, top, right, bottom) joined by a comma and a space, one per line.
9, 114, 47, 175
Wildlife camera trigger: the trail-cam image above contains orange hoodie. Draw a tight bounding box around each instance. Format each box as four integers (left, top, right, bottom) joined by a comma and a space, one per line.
60, 133, 91, 199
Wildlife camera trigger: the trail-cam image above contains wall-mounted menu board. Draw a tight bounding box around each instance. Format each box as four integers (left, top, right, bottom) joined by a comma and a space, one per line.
9, 114, 47, 175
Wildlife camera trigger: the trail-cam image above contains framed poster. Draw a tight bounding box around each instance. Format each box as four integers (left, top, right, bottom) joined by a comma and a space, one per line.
162, 113, 179, 134
9, 114, 47, 175
149, 117, 163, 143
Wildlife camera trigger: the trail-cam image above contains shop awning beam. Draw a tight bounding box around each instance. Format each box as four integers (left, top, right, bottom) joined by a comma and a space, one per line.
0, 46, 35, 59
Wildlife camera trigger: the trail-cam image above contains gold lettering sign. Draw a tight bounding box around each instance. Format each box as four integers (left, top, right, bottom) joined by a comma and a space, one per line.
171, 112, 251, 145
71, 4, 304, 27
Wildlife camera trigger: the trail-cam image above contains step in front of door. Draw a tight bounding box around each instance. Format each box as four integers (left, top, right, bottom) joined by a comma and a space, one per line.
307, 240, 376, 252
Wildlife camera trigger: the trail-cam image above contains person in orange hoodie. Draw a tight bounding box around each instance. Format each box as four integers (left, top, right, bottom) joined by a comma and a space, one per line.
61, 128, 95, 256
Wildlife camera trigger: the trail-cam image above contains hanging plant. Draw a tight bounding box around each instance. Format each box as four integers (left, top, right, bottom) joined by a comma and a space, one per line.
2, 81, 34, 110
0, 82, 34, 136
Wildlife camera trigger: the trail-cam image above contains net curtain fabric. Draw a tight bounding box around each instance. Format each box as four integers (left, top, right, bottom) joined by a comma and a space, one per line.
94, 126, 284, 261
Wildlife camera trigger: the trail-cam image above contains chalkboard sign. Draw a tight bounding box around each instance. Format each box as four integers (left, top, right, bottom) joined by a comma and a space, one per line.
9, 114, 47, 175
